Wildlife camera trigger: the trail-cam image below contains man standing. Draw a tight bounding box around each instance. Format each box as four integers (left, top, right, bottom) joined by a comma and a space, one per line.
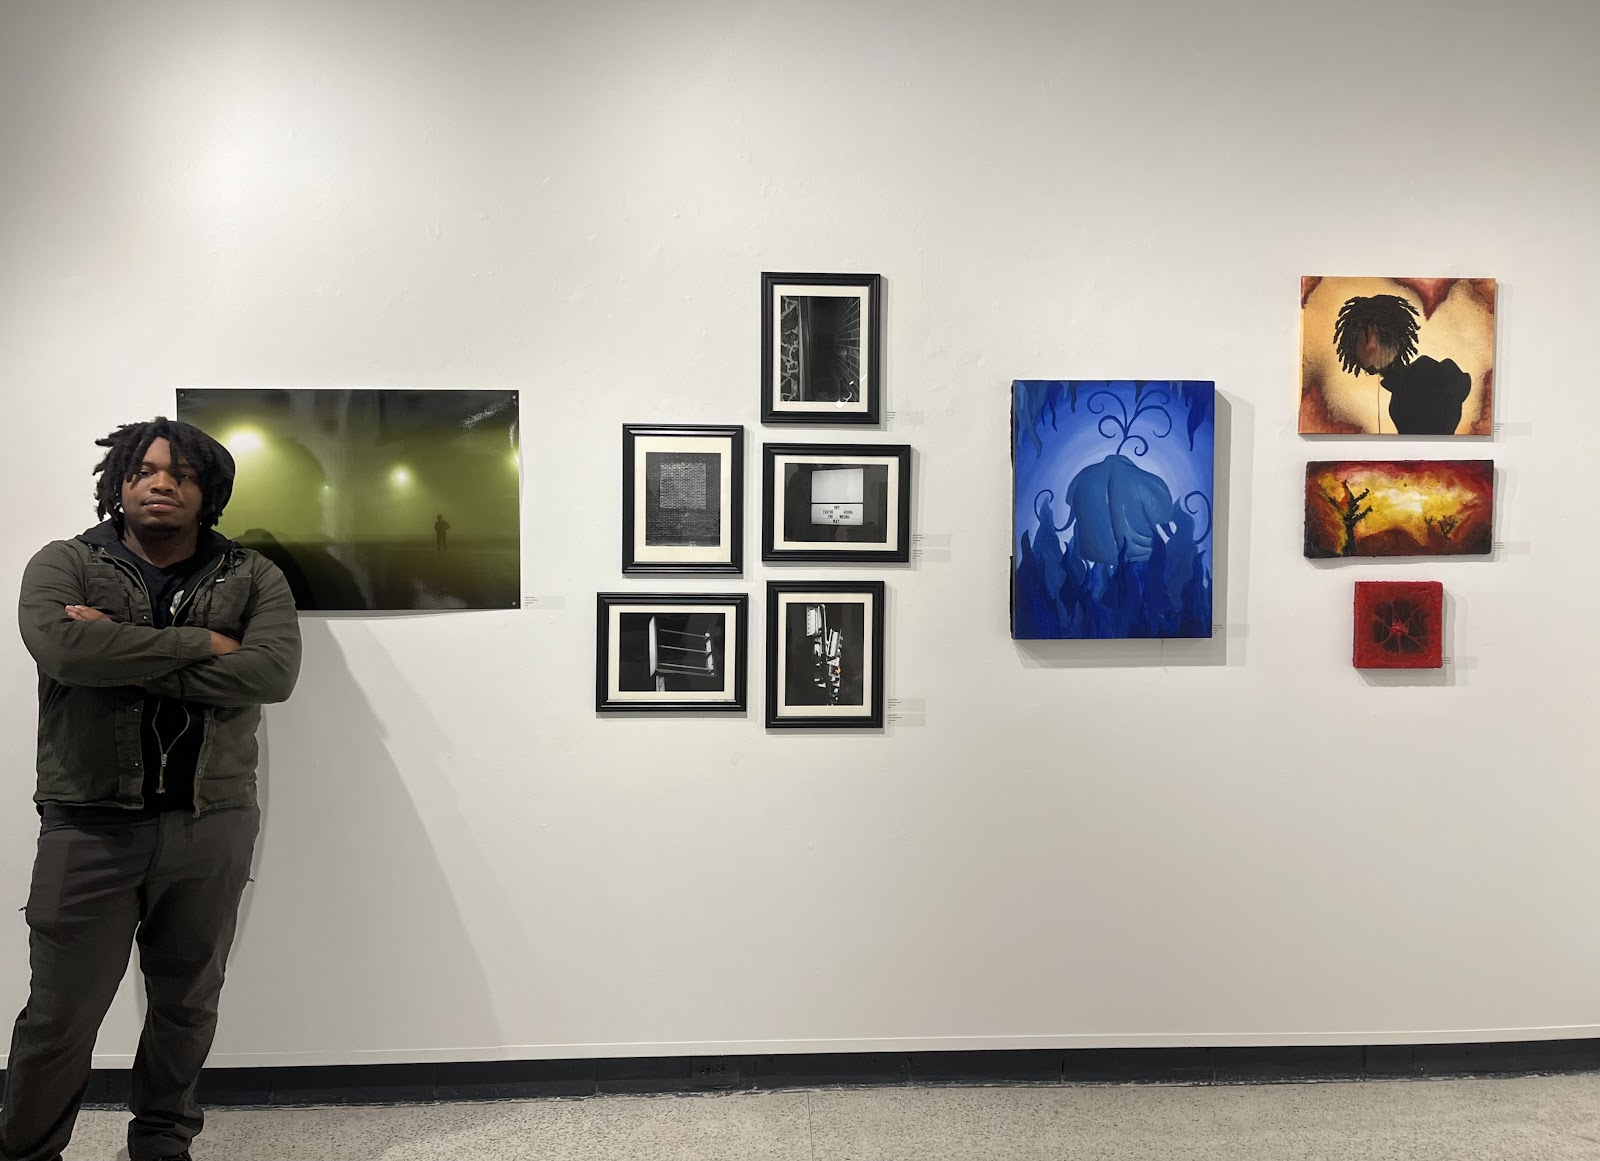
434, 513, 450, 552
0, 418, 301, 1161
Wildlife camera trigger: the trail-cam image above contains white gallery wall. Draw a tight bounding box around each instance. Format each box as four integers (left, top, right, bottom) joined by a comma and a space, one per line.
1, 0, 1597, 1067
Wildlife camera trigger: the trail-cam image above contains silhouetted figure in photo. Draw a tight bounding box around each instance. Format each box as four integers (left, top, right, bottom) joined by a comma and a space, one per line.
1334, 294, 1472, 434
434, 514, 450, 551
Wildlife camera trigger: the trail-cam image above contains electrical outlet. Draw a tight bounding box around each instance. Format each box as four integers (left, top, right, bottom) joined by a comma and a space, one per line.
690, 1056, 741, 1088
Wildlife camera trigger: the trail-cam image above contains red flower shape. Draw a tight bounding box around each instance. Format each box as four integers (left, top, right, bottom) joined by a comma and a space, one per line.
1353, 581, 1443, 669
1371, 598, 1428, 654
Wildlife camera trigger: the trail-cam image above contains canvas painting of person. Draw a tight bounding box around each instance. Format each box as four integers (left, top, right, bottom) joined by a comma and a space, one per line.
1299, 277, 1496, 436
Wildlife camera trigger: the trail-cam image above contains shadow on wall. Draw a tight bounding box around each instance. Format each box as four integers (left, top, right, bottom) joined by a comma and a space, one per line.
215, 619, 517, 1060
1014, 393, 1253, 670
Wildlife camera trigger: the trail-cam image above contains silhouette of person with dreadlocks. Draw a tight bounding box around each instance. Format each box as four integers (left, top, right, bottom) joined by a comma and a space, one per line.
1333, 294, 1472, 434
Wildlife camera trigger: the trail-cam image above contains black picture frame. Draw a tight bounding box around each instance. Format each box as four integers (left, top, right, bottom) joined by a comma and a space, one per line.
595, 592, 749, 713
762, 443, 912, 563
761, 271, 883, 425
621, 424, 744, 574
765, 581, 886, 729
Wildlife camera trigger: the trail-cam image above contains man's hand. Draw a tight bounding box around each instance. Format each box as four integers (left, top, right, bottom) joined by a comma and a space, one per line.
65, 605, 110, 622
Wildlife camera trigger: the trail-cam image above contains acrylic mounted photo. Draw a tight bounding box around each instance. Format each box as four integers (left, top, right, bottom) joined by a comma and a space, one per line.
766, 581, 885, 729
1353, 581, 1444, 670
622, 424, 743, 574
1300, 277, 1496, 435
1012, 381, 1215, 640
762, 443, 911, 563
761, 272, 883, 424
176, 388, 519, 611
595, 593, 748, 712
1304, 460, 1493, 558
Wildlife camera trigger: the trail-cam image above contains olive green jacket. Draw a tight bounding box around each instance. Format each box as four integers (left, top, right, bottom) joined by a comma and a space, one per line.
18, 521, 302, 814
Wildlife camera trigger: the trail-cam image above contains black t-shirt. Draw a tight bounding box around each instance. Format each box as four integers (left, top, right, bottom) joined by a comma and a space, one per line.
63, 533, 225, 819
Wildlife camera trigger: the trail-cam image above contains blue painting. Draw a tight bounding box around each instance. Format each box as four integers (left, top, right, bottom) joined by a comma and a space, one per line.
1012, 380, 1215, 640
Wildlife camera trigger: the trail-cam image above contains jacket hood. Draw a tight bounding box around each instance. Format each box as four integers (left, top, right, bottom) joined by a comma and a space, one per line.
77, 519, 234, 558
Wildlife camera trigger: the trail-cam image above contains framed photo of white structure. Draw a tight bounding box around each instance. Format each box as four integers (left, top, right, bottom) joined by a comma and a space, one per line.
762, 443, 911, 563
596, 593, 748, 713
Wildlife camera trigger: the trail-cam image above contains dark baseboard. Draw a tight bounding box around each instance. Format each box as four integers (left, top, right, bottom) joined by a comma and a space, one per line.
4, 1040, 1596, 1108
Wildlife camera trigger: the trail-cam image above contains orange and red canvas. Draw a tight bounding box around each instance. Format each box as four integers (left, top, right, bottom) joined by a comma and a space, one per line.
1354, 581, 1443, 669
1304, 460, 1493, 559
1299, 277, 1495, 436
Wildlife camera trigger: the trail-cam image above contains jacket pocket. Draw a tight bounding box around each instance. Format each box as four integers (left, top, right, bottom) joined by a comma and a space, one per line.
196, 573, 251, 637
83, 571, 132, 619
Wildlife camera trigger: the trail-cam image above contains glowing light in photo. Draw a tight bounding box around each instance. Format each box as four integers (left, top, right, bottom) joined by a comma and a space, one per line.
225, 428, 264, 454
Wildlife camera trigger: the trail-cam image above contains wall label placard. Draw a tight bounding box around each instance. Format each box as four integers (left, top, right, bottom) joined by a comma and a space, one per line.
887, 697, 926, 727
912, 532, 952, 564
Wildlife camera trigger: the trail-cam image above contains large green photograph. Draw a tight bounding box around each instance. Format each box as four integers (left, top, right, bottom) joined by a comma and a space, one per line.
176, 389, 520, 611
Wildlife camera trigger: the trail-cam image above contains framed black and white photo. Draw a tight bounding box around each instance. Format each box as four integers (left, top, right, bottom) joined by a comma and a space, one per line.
761, 272, 883, 425
596, 593, 748, 713
622, 424, 743, 574
766, 581, 885, 729
762, 443, 911, 563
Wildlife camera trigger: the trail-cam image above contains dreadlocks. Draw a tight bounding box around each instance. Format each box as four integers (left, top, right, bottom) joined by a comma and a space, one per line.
1333, 294, 1421, 376
92, 417, 236, 528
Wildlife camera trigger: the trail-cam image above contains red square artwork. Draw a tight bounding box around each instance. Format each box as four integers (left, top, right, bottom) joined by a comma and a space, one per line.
1353, 581, 1443, 669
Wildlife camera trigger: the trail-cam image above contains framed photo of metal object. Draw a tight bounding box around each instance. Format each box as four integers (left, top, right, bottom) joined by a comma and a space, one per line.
622, 424, 743, 574
596, 593, 748, 713
761, 272, 883, 425
766, 581, 885, 729
762, 443, 911, 563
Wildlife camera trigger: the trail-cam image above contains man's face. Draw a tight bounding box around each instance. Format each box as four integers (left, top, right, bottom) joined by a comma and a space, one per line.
1357, 326, 1399, 375
120, 438, 203, 535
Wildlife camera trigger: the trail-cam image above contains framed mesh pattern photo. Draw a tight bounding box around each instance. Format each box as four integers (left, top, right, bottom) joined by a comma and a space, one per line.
622, 424, 743, 574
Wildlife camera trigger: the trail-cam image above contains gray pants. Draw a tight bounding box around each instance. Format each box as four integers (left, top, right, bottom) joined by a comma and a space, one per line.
0, 805, 259, 1161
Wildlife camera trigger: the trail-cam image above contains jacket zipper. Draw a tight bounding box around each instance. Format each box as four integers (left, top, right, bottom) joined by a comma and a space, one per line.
165, 553, 233, 809
165, 552, 233, 800
102, 551, 166, 794
100, 547, 233, 801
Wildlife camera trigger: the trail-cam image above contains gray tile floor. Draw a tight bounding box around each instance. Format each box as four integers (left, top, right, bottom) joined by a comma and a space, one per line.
64, 1074, 1598, 1161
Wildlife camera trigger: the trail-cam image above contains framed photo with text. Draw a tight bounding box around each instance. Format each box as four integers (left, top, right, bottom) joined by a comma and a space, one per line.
761, 272, 883, 425
596, 592, 748, 713
622, 424, 743, 574
762, 443, 911, 563
766, 581, 885, 729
